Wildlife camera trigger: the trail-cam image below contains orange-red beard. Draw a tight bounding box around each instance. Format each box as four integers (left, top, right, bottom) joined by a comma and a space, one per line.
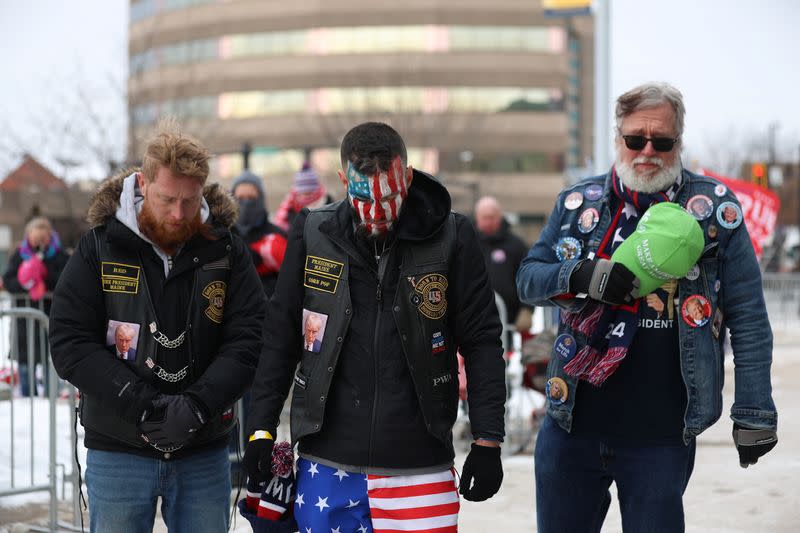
138, 199, 214, 255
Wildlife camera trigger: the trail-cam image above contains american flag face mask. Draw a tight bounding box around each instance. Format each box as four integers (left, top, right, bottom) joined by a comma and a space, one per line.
346, 156, 409, 237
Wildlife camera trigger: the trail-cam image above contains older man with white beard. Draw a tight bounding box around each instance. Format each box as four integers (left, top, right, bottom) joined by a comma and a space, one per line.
516, 82, 777, 533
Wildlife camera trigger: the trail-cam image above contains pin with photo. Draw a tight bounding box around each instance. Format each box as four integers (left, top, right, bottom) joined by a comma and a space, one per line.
681, 294, 711, 328
716, 201, 742, 229
577, 208, 599, 234
714, 184, 727, 197
546, 377, 568, 405
564, 191, 584, 210
686, 195, 714, 221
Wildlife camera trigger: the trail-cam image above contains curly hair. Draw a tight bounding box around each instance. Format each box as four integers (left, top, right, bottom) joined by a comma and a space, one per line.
141, 117, 210, 184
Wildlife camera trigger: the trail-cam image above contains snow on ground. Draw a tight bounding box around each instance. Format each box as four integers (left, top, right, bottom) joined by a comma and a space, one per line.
2, 334, 799, 532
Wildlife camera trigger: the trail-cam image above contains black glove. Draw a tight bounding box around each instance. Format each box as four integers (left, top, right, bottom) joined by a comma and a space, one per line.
138, 394, 207, 449
243, 435, 275, 482
733, 423, 777, 468
569, 258, 640, 305
459, 443, 503, 502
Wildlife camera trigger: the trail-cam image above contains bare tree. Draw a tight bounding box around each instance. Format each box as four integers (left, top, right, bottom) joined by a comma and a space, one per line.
0, 62, 127, 182
692, 124, 797, 177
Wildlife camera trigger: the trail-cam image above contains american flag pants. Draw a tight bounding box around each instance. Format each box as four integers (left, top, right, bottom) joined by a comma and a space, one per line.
294, 457, 460, 532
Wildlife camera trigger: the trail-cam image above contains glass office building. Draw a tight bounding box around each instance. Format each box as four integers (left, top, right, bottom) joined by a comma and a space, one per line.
128, 0, 594, 234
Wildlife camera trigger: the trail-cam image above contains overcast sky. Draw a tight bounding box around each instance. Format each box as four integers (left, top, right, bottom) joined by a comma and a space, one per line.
0, 0, 797, 180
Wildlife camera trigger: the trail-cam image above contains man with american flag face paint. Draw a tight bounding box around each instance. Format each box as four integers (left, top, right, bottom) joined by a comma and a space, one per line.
343, 154, 411, 238
246, 122, 507, 533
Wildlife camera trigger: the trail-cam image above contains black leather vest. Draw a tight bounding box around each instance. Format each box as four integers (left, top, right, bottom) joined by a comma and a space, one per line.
293, 206, 457, 444
79, 227, 237, 447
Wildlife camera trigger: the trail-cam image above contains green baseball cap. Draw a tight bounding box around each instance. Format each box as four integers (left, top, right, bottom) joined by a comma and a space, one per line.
611, 202, 704, 296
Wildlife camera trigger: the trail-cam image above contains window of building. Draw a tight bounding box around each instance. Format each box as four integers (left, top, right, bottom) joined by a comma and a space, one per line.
130, 25, 566, 72
133, 86, 563, 124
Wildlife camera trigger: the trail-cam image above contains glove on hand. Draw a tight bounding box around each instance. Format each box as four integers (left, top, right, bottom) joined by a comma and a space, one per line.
570, 258, 640, 305
733, 423, 777, 468
459, 443, 503, 502
243, 435, 275, 483
138, 394, 207, 448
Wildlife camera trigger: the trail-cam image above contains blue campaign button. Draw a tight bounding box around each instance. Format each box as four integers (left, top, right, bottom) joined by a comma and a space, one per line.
584, 184, 603, 201
716, 201, 743, 229
552, 333, 577, 362
555, 237, 582, 262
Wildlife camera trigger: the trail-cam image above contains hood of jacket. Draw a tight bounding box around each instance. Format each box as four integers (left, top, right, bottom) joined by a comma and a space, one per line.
395, 169, 452, 241
86, 167, 238, 230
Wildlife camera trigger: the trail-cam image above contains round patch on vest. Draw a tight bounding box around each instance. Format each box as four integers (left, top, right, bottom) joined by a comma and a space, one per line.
202, 281, 227, 324
414, 273, 448, 320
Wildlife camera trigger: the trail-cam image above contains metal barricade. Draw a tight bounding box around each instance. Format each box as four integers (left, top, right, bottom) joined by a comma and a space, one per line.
0, 302, 59, 532
761, 273, 800, 332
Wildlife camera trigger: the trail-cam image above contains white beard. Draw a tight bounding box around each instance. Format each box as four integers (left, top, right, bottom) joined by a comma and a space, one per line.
616, 153, 682, 194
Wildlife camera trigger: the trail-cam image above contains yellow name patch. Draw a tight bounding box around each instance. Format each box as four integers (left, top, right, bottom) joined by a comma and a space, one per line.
304, 272, 339, 294
305, 256, 344, 279
101, 262, 140, 294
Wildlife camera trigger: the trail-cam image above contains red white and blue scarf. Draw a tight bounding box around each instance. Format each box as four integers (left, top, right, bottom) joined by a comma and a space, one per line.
562, 169, 681, 386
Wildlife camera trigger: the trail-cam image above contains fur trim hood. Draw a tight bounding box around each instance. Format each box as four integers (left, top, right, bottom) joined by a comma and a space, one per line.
86, 167, 238, 228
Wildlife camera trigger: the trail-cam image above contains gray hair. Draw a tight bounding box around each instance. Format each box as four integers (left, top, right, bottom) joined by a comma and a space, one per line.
115, 323, 135, 339
24, 216, 52, 237
305, 313, 322, 330
615, 82, 685, 139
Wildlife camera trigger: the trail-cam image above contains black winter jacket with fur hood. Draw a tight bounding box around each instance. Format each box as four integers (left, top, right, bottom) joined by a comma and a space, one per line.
49, 169, 265, 457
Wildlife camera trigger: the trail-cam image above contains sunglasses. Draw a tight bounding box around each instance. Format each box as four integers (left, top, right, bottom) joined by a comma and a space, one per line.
621, 135, 678, 152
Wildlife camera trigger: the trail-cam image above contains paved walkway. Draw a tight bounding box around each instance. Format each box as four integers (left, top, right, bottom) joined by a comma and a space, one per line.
4, 335, 797, 532
457, 332, 800, 532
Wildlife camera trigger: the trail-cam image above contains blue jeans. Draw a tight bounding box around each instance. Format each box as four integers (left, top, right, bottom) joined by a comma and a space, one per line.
86, 446, 231, 533
18, 364, 50, 397
534, 416, 696, 533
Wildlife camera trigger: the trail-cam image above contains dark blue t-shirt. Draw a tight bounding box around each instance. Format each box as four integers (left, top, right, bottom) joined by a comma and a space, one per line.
571, 281, 687, 445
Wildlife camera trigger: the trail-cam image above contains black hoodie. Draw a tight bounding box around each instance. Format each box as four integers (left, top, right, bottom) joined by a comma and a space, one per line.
476, 218, 531, 323
247, 170, 505, 471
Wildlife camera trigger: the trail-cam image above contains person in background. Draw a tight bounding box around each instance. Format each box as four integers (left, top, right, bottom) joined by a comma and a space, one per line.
516, 82, 777, 533
2, 216, 69, 397
273, 161, 333, 232
474, 196, 534, 343
231, 169, 287, 297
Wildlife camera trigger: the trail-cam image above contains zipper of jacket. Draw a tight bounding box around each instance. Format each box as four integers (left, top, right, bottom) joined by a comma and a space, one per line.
367, 246, 391, 467
184, 269, 198, 383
